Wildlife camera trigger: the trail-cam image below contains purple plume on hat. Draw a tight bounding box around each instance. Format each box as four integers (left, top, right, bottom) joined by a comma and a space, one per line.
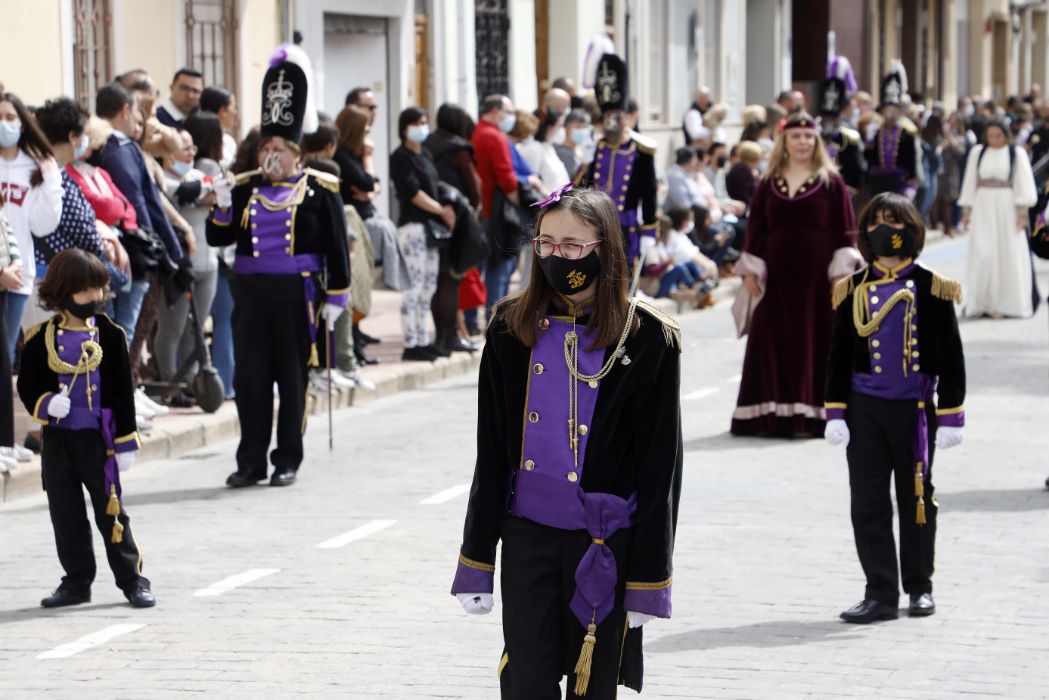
269, 45, 288, 68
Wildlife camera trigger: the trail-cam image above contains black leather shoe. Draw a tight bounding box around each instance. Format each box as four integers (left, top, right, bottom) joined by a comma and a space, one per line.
908, 592, 936, 617
355, 350, 380, 365
839, 598, 898, 623
41, 589, 90, 608
125, 586, 155, 608
226, 471, 264, 488
401, 346, 435, 362
423, 343, 451, 358
354, 325, 381, 345
270, 470, 296, 487
440, 336, 478, 353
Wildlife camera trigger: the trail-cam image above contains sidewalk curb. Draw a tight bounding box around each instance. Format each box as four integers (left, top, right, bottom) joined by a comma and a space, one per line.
1, 279, 744, 504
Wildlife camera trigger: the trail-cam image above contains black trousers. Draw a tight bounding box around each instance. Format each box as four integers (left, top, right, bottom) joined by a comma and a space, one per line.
846, 392, 938, 605
499, 516, 634, 700
41, 427, 147, 595
431, 247, 460, 343
0, 291, 12, 446
231, 276, 310, 477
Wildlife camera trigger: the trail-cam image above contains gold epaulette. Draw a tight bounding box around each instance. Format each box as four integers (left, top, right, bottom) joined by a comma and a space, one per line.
931, 272, 962, 303
900, 118, 918, 136
832, 276, 854, 310
233, 168, 262, 186
22, 319, 49, 344
632, 132, 657, 155
305, 167, 341, 193
840, 126, 861, 147
635, 298, 681, 351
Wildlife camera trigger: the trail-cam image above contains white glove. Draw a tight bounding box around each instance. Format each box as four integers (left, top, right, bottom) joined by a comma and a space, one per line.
213, 176, 233, 209
116, 452, 136, 472
47, 390, 71, 419
320, 303, 343, 332
456, 592, 494, 615
935, 426, 964, 450
638, 235, 656, 259
824, 419, 850, 447
627, 612, 656, 629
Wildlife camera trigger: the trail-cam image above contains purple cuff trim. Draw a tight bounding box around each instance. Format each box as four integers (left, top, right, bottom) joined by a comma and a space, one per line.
450, 560, 494, 594
211, 207, 233, 224
937, 411, 965, 428
326, 292, 349, 308
826, 407, 846, 421
623, 584, 672, 618
114, 439, 139, 454
35, 394, 53, 422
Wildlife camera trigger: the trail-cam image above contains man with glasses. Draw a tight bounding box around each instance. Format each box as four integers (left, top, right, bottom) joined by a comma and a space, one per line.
345, 86, 379, 126
157, 68, 204, 128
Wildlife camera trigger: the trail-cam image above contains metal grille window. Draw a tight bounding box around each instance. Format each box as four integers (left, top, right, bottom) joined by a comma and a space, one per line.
185, 0, 238, 91
475, 0, 510, 101
73, 0, 113, 109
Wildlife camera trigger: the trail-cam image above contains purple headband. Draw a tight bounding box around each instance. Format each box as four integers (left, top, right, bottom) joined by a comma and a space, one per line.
531, 182, 573, 208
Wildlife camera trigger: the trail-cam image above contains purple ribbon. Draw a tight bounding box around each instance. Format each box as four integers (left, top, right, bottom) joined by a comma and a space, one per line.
100, 408, 121, 498
852, 372, 935, 482
531, 182, 573, 208
567, 492, 637, 629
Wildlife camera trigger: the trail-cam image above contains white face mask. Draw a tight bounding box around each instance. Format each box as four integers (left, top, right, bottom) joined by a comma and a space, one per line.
171, 160, 192, 177
73, 133, 90, 160
262, 151, 285, 179
0, 120, 21, 148
407, 124, 430, 144
551, 126, 566, 145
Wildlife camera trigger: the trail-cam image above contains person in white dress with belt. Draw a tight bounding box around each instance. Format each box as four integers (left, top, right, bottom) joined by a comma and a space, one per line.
958, 119, 1038, 318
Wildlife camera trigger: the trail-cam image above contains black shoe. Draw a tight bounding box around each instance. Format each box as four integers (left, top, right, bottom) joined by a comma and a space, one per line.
355, 350, 380, 365
24, 433, 41, 454
439, 336, 478, 353
354, 326, 381, 346
164, 391, 195, 408
401, 346, 435, 362
41, 589, 90, 608
423, 343, 451, 358
839, 598, 898, 624
226, 471, 264, 488
1045, 474, 1049, 490
908, 592, 936, 617
125, 586, 156, 608
269, 470, 296, 487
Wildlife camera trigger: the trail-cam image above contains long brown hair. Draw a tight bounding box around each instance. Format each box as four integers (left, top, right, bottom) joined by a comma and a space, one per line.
764, 111, 838, 184
855, 192, 926, 263
0, 92, 53, 193
502, 187, 630, 349
335, 106, 368, 158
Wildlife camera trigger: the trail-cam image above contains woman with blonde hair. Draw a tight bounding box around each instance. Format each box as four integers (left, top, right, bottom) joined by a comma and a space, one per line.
731, 112, 863, 437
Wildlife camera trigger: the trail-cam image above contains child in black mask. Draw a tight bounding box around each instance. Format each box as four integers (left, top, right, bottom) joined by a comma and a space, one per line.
825, 192, 965, 624
16, 249, 154, 609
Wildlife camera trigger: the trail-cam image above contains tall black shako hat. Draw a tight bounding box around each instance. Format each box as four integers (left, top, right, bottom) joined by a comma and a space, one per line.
820, 76, 847, 116
595, 53, 628, 114
879, 60, 908, 110
260, 44, 319, 144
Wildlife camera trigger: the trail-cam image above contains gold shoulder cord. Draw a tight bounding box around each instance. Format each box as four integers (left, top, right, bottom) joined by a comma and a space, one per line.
240, 176, 308, 228
852, 284, 916, 375
45, 322, 103, 411
562, 298, 639, 468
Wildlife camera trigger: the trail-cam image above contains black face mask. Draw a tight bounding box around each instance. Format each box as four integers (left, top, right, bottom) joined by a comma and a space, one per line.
716, 155, 728, 168
868, 223, 914, 258
61, 296, 101, 319
537, 251, 601, 296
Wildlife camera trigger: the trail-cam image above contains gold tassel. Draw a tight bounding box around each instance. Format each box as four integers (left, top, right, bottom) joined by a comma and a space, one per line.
105, 484, 120, 516
308, 343, 319, 368
916, 497, 926, 525
240, 199, 252, 229
573, 620, 598, 696
111, 519, 124, 543
914, 463, 924, 498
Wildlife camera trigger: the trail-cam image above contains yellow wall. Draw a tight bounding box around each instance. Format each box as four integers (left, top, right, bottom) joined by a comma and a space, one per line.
0, 1, 66, 104
239, 0, 282, 137
115, 0, 177, 90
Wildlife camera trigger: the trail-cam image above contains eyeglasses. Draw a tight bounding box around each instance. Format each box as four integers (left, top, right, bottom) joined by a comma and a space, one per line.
532, 237, 601, 260
364, 104, 378, 112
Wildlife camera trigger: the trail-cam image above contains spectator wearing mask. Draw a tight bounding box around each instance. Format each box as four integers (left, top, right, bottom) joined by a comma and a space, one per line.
390, 107, 455, 361
0, 92, 62, 358
96, 83, 183, 344
0, 209, 26, 470
199, 86, 239, 169
156, 68, 204, 128
555, 109, 591, 179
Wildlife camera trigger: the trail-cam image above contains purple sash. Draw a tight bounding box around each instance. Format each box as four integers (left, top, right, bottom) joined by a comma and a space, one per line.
234, 253, 323, 349
852, 372, 936, 484
100, 408, 121, 499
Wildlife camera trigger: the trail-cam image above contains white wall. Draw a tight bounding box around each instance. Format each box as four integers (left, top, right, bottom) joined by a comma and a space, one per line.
431, 0, 478, 116
508, 0, 538, 111
548, 0, 606, 89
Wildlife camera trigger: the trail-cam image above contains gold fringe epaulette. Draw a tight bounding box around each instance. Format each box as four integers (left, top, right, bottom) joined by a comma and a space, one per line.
840, 126, 862, 147
305, 167, 341, 193
931, 272, 962, 303
635, 298, 682, 351
832, 276, 855, 310
632, 133, 657, 155
233, 168, 262, 186
22, 319, 49, 344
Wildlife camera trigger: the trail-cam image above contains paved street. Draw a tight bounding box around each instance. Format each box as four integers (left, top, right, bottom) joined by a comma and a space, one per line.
1, 236, 1047, 699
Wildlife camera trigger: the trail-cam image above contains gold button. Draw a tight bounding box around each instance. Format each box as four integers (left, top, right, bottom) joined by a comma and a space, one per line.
252, 236, 259, 243
91, 384, 98, 391
567, 471, 578, 482
533, 363, 544, 374
284, 233, 292, 240
874, 366, 883, 373
253, 251, 260, 258
286, 219, 293, 227
284, 246, 291, 254
911, 324, 918, 331
539, 319, 550, 330
524, 459, 535, 471
528, 411, 539, 423
251, 223, 258, 230
912, 350, 920, 358
873, 352, 881, 360
250, 209, 257, 216
58, 345, 64, 352
912, 364, 920, 371
906, 280, 915, 288
252, 187, 259, 194
57, 330, 64, 336
578, 424, 588, 436
871, 339, 880, 348
870, 295, 879, 304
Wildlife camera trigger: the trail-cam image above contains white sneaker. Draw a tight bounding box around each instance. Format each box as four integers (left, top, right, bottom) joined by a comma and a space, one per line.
10, 445, 32, 462
136, 388, 170, 416
0, 451, 16, 473
329, 371, 356, 389
136, 414, 153, 432
134, 395, 157, 419
308, 371, 330, 395
0, 446, 28, 464
343, 369, 375, 391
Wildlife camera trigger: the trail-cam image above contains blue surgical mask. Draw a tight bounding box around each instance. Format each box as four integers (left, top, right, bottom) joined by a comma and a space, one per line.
171, 160, 192, 177
0, 120, 21, 148
73, 134, 89, 160
571, 128, 589, 145
407, 124, 430, 144
499, 114, 517, 134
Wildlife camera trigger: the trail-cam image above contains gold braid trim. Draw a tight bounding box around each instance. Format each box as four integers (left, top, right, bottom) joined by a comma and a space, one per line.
45, 323, 103, 375
852, 286, 915, 338
832, 276, 854, 310
635, 298, 682, 351
458, 553, 495, 573
625, 577, 673, 591
23, 320, 47, 343
233, 168, 262, 185
931, 272, 962, 303
305, 167, 341, 192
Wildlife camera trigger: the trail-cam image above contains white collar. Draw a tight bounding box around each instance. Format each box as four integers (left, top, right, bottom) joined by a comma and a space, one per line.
161, 98, 186, 122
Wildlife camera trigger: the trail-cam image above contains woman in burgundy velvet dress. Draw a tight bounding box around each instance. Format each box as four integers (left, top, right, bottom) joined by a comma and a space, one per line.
731, 112, 862, 437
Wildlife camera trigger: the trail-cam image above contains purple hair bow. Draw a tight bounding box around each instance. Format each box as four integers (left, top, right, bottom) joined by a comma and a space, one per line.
531, 182, 573, 208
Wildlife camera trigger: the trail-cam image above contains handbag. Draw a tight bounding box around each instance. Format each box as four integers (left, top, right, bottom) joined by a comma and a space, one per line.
121, 226, 178, 279
423, 218, 453, 248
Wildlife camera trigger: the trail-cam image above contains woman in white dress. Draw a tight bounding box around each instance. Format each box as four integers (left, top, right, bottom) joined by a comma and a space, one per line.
958, 119, 1038, 318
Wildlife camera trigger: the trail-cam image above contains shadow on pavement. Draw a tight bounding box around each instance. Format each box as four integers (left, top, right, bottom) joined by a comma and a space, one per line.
938, 488, 1049, 513
122, 486, 246, 507
683, 432, 820, 452
645, 619, 865, 652
0, 602, 128, 626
